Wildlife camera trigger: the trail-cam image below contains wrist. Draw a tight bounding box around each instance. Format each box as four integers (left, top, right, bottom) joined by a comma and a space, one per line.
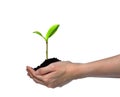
73, 62, 98, 79
69, 63, 93, 79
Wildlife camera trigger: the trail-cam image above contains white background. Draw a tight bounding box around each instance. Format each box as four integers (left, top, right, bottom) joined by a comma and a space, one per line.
0, 0, 120, 97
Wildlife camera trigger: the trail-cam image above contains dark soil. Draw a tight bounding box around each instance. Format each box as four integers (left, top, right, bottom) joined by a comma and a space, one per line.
33, 58, 61, 71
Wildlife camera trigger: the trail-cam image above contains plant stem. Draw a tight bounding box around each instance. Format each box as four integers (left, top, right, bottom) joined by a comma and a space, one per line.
46, 41, 48, 59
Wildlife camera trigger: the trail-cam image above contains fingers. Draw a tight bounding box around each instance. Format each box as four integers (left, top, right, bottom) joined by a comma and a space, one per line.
27, 66, 47, 85
27, 73, 32, 78
38, 64, 55, 75
26, 64, 63, 88
26, 66, 35, 77
26, 66, 34, 78
26, 66, 44, 82
32, 78, 45, 85
27, 73, 45, 85
26, 65, 56, 87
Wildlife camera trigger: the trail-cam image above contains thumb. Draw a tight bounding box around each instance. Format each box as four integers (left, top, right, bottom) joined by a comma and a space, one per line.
38, 64, 55, 75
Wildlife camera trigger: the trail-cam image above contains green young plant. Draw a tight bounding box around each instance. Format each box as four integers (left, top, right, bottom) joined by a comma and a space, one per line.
33, 24, 60, 59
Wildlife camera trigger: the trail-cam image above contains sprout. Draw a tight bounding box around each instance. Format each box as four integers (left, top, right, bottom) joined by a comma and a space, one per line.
33, 24, 60, 59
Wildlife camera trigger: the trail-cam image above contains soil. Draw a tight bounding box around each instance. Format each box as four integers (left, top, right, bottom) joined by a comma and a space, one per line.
34, 58, 61, 71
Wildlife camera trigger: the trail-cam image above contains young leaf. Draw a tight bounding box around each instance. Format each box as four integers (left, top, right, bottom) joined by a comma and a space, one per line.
33, 31, 45, 39
45, 24, 60, 41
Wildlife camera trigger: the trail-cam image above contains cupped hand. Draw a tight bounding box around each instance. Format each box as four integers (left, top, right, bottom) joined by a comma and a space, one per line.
26, 61, 84, 88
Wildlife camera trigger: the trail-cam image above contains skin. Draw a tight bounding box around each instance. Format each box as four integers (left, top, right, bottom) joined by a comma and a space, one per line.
26, 54, 120, 88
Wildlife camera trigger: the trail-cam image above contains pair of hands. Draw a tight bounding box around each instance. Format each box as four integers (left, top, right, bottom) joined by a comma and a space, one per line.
26, 61, 84, 88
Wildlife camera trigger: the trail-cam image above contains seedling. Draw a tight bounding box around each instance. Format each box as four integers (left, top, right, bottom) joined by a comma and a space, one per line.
33, 24, 60, 59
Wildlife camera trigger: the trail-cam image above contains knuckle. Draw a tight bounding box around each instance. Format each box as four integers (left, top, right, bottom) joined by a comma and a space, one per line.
49, 64, 56, 69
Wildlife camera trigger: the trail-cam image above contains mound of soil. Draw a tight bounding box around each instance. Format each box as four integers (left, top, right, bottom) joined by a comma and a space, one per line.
34, 58, 60, 71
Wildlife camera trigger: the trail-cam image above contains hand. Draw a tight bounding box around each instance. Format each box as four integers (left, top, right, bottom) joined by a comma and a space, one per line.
27, 55, 120, 88
26, 61, 86, 88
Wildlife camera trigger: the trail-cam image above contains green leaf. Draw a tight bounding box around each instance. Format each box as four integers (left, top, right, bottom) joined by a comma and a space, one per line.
45, 24, 60, 41
33, 31, 45, 39
33, 31, 43, 37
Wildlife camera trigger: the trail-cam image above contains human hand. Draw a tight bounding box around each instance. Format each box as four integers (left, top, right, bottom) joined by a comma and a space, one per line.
26, 61, 86, 88
27, 54, 120, 88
